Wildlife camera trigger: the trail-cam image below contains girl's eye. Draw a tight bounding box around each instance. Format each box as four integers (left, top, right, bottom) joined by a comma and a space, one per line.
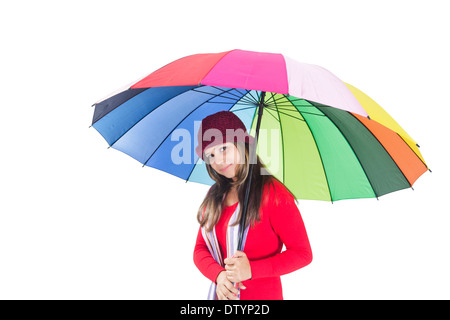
205, 146, 226, 159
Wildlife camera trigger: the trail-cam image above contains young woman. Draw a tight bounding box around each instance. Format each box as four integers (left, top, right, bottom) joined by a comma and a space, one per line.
193, 111, 312, 300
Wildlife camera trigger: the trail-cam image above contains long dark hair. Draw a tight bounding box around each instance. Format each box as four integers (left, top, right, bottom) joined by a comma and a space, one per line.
197, 141, 297, 232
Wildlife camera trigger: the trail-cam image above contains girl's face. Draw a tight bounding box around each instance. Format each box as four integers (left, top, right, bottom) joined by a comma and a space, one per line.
204, 142, 242, 181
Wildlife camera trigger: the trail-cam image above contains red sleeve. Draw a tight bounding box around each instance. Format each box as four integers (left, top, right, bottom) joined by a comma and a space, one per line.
193, 227, 225, 283
249, 184, 313, 279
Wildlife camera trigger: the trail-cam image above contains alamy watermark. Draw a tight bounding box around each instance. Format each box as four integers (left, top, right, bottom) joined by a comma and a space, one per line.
170, 121, 281, 174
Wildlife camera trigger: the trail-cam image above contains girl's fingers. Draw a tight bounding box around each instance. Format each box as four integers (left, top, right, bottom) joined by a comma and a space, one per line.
217, 290, 226, 300
226, 269, 239, 282
220, 288, 236, 300
217, 278, 240, 300
224, 281, 239, 295
226, 274, 235, 282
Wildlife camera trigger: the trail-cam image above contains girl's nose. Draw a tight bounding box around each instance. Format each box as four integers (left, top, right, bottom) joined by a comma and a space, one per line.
215, 157, 224, 165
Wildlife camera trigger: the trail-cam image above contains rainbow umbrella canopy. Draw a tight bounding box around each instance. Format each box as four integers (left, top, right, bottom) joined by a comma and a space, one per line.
91, 49, 429, 202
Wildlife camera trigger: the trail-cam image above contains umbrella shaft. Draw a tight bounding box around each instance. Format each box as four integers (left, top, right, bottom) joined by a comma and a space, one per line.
237, 92, 266, 251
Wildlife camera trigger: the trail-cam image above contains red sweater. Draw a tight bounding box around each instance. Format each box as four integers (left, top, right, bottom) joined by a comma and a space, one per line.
193, 179, 313, 300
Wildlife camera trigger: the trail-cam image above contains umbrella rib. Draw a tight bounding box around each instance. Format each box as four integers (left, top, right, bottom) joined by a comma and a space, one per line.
315, 105, 379, 199
263, 92, 277, 106
267, 95, 321, 108
265, 100, 294, 108
191, 88, 242, 103
142, 88, 239, 167
262, 107, 281, 123
285, 98, 333, 202
288, 98, 326, 106
205, 101, 256, 107
396, 133, 430, 171
349, 113, 413, 188
230, 90, 259, 105
233, 94, 259, 106
108, 87, 198, 148
229, 105, 261, 113
184, 92, 259, 183
267, 98, 322, 110
210, 86, 258, 105
265, 93, 293, 107
245, 90, 260, 105
266, 106, 305, 122
210, 86, 243, 99
91, 87, 150, 126
247, 96, 259, 140
268, 104, 326, 117
193, 86, 256, 106
270, 92, 286, 184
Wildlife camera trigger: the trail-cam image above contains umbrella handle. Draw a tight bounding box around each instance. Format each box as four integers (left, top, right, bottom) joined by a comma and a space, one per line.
237, 92, 266, 251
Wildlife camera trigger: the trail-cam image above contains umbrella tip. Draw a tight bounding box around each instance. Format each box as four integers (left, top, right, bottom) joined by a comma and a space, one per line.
416, 143, 421, 148
367, 115, 371, 120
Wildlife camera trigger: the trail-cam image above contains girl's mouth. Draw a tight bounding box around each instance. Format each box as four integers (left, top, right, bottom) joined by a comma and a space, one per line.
220, 164, 231, 172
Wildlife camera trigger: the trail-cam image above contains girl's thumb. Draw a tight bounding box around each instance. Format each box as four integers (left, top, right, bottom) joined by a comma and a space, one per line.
238, 282, 246, 290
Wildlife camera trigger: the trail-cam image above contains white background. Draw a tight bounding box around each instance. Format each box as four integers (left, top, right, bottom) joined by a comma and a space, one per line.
1, 0, 448, 299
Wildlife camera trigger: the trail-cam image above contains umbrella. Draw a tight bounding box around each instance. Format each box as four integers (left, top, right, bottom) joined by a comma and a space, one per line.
91, 49, 429, 249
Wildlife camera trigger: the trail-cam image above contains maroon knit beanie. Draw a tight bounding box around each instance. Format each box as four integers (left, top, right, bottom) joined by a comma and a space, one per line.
196, 111, 255, 160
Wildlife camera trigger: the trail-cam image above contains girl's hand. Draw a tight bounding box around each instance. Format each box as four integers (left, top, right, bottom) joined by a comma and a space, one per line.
224, 250, 252, 283
215, 271, 239, 300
